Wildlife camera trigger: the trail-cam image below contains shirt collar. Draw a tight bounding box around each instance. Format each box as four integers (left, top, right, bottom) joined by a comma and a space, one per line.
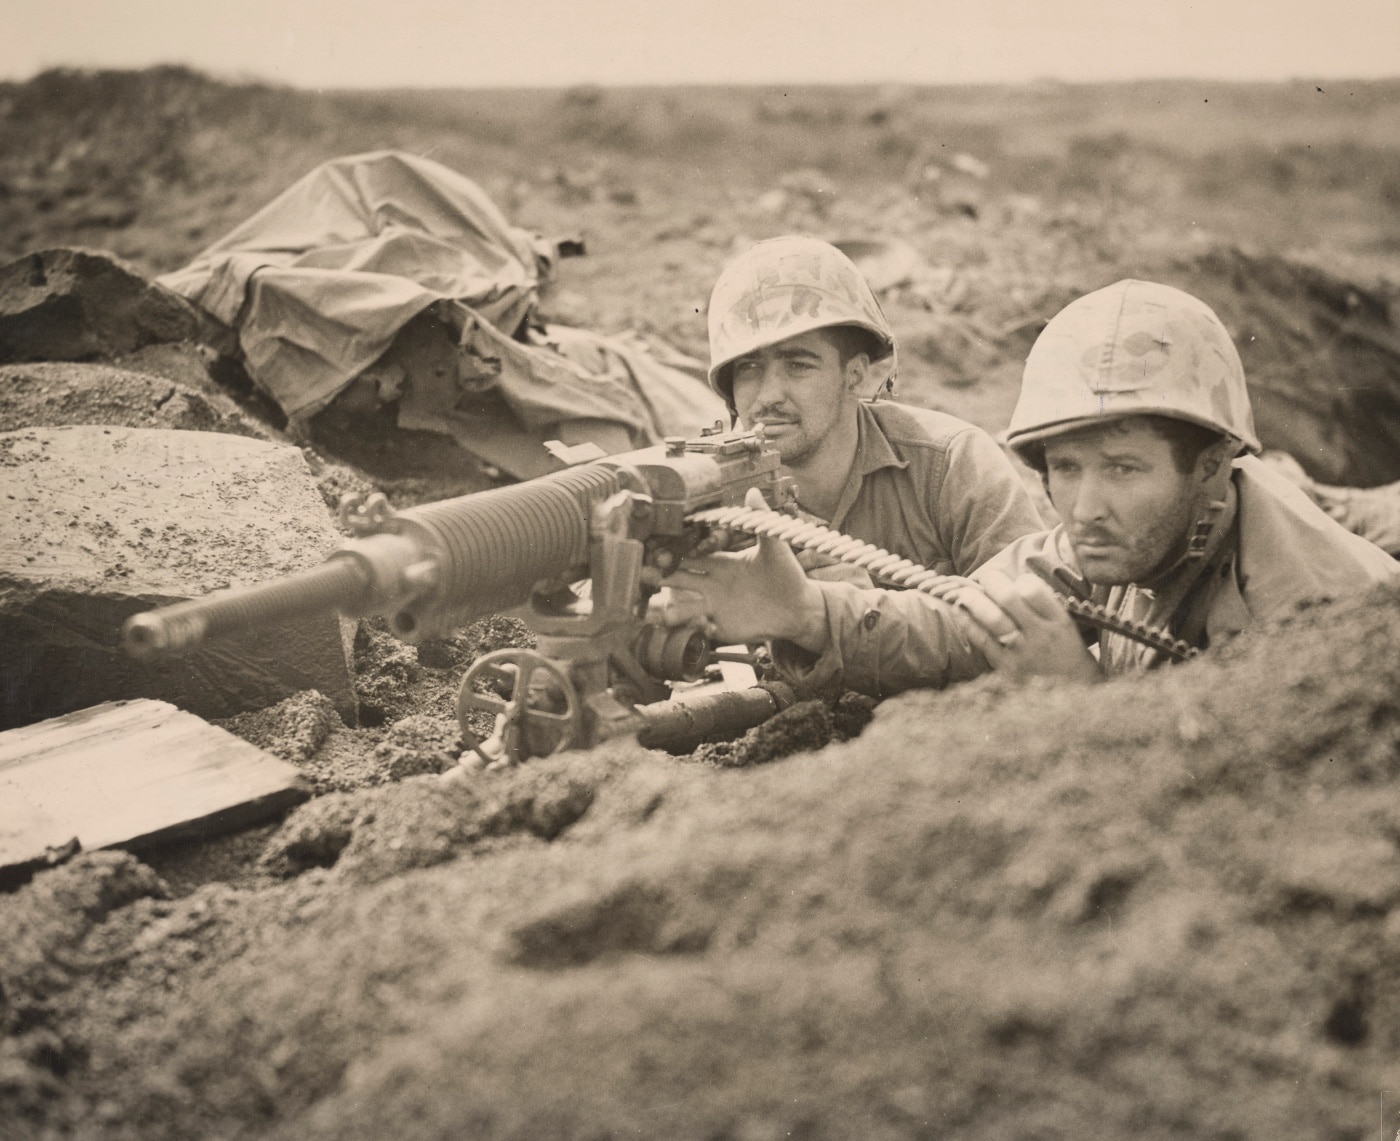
852, 402, 910, 477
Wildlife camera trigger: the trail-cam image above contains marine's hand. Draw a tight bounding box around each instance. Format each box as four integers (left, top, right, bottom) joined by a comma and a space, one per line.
647, 586, 713, 634
660, 489, 829, 650
951, 569, 1102, 684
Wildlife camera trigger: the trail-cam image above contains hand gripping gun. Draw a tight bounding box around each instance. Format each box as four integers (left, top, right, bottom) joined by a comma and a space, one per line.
123, 427, 798, 765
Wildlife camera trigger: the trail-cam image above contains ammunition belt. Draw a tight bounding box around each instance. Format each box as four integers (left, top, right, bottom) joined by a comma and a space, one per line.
686, 506, 1198, 663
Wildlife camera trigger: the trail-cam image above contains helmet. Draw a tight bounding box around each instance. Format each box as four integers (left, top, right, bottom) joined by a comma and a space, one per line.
1006, 279, 1260, 461
706, 236, 895, 411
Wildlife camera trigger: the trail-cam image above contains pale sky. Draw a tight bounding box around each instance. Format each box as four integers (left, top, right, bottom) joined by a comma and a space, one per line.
2, 0, 1398, 88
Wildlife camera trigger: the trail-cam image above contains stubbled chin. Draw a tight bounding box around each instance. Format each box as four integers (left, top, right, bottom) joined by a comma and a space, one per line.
1074, 549, 1132, 584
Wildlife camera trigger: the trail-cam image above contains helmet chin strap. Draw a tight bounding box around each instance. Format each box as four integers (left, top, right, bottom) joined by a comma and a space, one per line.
1136, 435, 1241, 593
1183, 437, 1242, 563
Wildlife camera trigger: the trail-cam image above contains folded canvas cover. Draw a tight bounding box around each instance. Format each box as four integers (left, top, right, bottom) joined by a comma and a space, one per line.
160, 151, 723, 471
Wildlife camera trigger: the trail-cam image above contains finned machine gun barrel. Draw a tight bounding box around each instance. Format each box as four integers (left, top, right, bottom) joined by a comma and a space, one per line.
124, 428, 795, 764
125, 457, 641, 656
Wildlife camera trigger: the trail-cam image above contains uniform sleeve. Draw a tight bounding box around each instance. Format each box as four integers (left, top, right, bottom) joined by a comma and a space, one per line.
936, 428, 1047, 574
768, 579, 989, 699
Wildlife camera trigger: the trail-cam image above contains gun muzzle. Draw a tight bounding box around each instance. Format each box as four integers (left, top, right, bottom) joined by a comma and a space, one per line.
123, 557, 373, 658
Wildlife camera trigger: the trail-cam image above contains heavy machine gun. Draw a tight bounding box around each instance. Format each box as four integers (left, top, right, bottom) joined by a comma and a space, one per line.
124, 423, 1198, 767
124, 426, 799, 765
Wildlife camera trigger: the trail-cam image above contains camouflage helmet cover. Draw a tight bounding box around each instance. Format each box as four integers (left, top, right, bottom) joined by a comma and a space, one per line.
1006, 279, 1261, 459
706, 236, 895, 408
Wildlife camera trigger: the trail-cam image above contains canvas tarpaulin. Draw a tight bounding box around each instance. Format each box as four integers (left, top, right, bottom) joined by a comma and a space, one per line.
159, 151, 724, 468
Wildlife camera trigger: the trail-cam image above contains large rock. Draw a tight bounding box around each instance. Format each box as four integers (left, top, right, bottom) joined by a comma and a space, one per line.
0, 247, 228, 364
0, 425, 356, 729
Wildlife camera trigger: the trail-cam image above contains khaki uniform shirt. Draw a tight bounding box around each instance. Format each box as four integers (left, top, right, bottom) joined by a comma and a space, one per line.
783, 455, 1397, 697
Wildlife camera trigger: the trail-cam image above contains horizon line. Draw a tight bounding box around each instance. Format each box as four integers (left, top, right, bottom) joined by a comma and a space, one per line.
4, 63, 1400, 92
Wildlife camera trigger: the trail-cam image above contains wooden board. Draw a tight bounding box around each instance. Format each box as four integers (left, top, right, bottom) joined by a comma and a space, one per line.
0, 699, 309, 879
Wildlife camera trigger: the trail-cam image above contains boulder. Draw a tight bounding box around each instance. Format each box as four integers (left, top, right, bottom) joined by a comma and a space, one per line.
0, 247, 230, 364
0, 425, 356, 729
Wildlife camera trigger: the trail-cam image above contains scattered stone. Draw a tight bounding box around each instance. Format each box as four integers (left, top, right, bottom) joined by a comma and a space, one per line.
0, 851, 168, 1021
290, 726, 389, 795
753, 187, 788, 216
216, 690, 343, 765
353, 619, 422, 727
950, 151, 991, 180
1271, 833, 1400, 913
372, 714, 462, 781
315, 779, 491, 885
0, 425, 356, 728
453, 614, 537, 661
0, 248, 221, 364
261, 749, 615, 883
511, 769, 598, 841
834, 236, 923, 294
506, 877, 683, 968
258, 792, 361, 877
778, 168, 837, 218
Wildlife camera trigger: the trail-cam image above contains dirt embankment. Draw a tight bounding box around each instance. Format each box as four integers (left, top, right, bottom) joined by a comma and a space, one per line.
4, 69, 1400, 482
3, 581, 1399, 1139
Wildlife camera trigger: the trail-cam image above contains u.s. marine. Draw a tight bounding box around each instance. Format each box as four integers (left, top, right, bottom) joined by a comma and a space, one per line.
668, 279, 1397, 690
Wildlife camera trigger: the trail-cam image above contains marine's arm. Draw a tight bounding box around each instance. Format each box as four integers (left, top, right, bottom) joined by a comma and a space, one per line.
951, 567, 1104, 684
955, 529, 1105, 683
767, 426, 1048, 696
765, 578, 992, 698
660, 492, 1018, 699
663, 561, 1001, 699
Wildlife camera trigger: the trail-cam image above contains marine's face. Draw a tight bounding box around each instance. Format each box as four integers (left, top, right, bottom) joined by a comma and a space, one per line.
730, 329, 858, 464
1043, 419, 1200, 585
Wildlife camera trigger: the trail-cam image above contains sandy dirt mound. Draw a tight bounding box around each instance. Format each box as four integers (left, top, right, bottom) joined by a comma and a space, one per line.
1159, 248, 1400, 486
3, 582, 1398, 1139
0, 360, 270, 437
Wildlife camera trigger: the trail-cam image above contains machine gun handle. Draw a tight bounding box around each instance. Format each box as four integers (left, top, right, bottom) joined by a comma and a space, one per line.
455, 649, 584, 770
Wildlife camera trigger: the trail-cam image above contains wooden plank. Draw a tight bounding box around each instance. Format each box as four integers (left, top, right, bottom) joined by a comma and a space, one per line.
0, 698, 309, 876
